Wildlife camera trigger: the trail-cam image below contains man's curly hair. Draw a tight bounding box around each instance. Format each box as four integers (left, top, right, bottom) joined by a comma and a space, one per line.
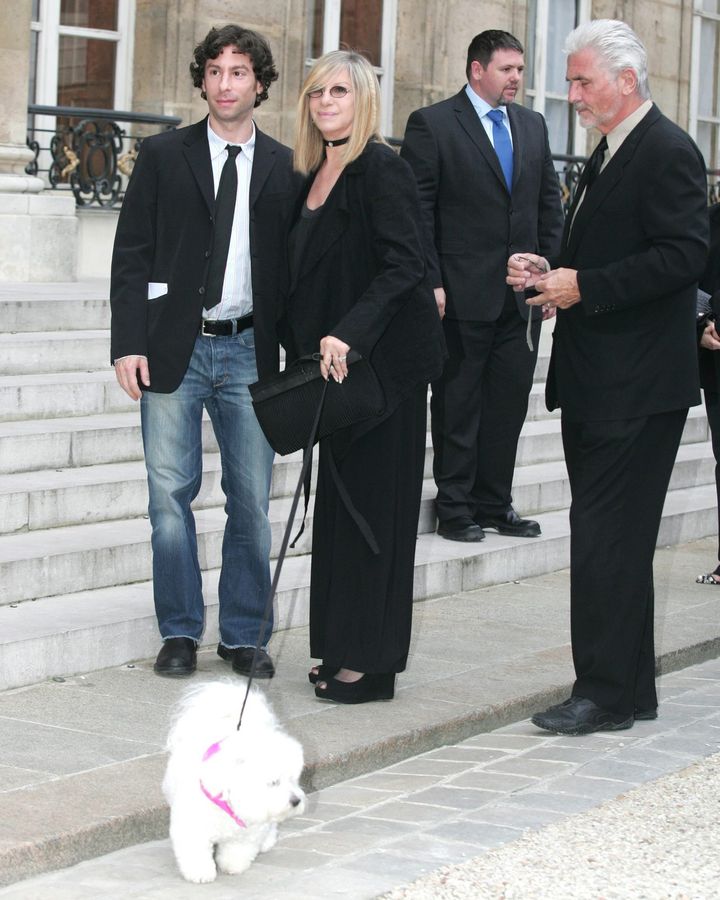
190, 25, 278, 107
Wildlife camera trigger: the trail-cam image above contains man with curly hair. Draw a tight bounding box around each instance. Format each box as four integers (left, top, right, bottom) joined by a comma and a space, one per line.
111, 25, 299, 678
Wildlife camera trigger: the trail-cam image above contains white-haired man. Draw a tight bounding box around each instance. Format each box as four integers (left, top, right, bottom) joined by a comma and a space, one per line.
508, 19, 709, 735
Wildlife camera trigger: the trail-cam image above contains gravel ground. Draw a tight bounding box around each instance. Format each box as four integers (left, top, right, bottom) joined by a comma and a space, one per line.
381, 752, 720, 900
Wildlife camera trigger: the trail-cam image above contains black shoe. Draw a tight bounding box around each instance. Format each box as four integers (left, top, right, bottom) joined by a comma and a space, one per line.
476, 508, 541, 537
308, 664, 340, 685
634, 707, 658, 720
437, 517, 485, 542
531, 696, 633, 735
217, 644, 275, 679
154, 638, 197, 677
314, 672, 395, 704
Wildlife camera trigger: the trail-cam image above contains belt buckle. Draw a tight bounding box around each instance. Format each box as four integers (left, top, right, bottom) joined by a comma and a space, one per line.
201, 320, 215, 337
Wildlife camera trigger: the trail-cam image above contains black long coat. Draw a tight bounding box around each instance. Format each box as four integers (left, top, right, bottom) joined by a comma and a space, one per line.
284, 140, 446, 413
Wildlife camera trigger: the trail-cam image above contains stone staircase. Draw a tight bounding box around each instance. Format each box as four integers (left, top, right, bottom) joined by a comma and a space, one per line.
0, 281, 716, 691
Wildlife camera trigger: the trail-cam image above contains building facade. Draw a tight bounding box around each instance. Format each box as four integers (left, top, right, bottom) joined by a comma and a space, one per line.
2, 0, 718, 280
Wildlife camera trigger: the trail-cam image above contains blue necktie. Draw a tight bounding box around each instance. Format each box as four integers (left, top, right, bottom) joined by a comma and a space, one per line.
487, 108, 513, 192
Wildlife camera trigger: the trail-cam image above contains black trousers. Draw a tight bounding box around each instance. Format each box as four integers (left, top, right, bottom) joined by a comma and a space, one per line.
431, 291, 540, 523
562, 408, 688, 715
309, 387, 427, 674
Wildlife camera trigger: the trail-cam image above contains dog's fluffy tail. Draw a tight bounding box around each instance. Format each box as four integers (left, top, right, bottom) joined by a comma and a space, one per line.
166, 680, 278, 752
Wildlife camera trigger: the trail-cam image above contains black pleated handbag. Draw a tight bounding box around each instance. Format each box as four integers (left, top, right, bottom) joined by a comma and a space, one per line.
248, 350, 386, 455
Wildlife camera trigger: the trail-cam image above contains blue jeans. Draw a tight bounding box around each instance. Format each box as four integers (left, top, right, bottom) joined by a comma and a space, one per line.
140, 328, 274, 648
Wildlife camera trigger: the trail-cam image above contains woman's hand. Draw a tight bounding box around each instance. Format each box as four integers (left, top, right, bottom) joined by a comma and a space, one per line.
319, 334, 351, 382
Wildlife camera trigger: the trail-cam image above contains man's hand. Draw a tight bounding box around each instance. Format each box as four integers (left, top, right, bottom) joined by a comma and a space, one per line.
701, 322, 720, 351
433, 287, 446, 319
507, 253, 550, 292
319, 335, 351, 382
114, 355, 150, 400
530, 268, 581, 310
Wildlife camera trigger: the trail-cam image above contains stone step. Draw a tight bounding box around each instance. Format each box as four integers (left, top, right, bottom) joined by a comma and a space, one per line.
0, 370, 134, 422
0, 348, 548, 423
0, 452, 553, 603
0, 481, 714, 692
0, 421, 712, 536
0, 331, 111, 375
0, 360, 559, 424
0, 443, 714, 606
0, 281, 110, 332
0, 327, 552, 381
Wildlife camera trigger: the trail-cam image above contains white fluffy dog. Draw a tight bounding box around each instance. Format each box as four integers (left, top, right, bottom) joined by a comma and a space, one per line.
162, 680, 306, 883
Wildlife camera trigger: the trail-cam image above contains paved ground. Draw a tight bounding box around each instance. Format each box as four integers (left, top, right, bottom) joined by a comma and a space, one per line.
1, 537, 719, 894
1, 655, 718, 899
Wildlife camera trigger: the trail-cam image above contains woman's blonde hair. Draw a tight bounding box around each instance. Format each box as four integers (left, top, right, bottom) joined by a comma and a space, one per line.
294, 49, 387, 174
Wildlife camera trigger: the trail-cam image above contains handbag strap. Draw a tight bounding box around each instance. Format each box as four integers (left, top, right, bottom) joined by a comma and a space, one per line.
237, 377, 329, 729
326, 450, 380, 554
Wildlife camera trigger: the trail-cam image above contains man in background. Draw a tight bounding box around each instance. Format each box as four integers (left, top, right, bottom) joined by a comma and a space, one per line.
401, 29, 563, 543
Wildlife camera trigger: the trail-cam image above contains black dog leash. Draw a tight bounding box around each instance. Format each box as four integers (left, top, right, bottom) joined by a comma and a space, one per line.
236, 379, 329, 729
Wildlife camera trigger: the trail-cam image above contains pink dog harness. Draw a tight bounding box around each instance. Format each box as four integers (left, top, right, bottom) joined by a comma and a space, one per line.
198, 740, 247, 828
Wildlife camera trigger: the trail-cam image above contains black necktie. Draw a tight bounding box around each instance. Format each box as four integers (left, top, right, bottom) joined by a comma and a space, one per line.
205, 144, 242, 311
582, 136, 608, 195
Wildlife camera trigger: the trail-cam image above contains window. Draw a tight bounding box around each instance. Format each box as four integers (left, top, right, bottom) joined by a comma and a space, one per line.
525, 0, 590, 156
690, 0, 720, 169
31, 0, 134, 111
306, 0, 397, 135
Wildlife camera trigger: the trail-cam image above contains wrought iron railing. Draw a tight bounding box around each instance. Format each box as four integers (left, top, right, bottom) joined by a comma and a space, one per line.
26, 104, 181, 208
389, 136, 720, 212
26, 112, 720, 211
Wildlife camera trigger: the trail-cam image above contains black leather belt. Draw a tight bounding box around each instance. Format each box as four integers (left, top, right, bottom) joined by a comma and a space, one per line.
200, 314, 254, 337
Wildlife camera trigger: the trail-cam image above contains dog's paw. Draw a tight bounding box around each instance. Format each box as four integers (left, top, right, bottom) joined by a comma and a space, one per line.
215, 840, 256, 875
259, 822, 278, 854
180, 863, 217, 884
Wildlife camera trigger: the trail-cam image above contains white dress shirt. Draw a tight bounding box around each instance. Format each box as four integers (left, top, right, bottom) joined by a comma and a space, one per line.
205, 121, 255, 320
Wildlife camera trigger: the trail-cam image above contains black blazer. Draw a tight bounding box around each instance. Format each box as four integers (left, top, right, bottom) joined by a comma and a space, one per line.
699, 203, 720, 395
110, 118, 300, 392
547, 105, 709, 421
400, 88, 563, 322
284, 141, 446, 413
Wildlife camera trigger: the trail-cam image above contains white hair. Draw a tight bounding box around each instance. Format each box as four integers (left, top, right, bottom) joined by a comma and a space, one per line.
564, 19, 650, 100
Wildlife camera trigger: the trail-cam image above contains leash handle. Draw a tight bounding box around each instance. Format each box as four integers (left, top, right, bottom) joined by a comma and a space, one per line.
237, 378, 329, 729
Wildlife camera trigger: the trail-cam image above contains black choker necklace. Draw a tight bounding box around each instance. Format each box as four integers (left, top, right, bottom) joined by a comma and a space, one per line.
323, 135, 350, 147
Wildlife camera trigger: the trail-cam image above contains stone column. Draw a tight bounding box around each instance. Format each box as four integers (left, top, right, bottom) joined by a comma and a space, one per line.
0, 0, 77, 281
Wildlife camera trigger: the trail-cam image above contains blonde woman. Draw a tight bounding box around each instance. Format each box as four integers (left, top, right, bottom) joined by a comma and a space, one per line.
281, 50, 445, 703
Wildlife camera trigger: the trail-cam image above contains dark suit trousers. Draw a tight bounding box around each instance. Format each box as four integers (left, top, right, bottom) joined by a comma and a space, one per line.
562, 408, 687, 715
431, 289, 540, 522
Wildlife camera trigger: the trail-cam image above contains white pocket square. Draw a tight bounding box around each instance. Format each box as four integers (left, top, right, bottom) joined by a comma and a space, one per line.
147, 282, 168, 300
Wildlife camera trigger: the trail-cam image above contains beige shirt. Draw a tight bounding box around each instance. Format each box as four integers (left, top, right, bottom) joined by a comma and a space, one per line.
600, 98, 653, 172
571, 99, 653, 228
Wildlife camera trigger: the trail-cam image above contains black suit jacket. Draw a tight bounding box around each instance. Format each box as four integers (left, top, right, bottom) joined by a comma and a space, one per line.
400, 88, 563, 322
547, 105, 709, 421
110, 118, 300, 392
285, 141, 446, 413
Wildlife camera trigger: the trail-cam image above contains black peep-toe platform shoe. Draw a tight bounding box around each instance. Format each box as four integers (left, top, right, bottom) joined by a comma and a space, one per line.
314, 672, 395, 704
307, 664, 340, 685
